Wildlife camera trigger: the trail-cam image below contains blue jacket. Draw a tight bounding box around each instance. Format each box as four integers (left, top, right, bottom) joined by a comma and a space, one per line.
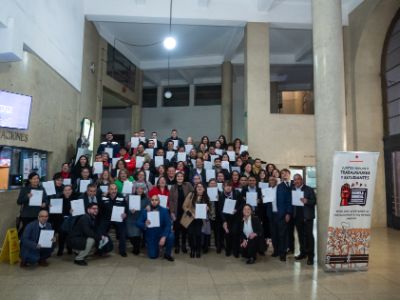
97, 141, 120, 158
275, 181, 293, 218
20, 220, 53, 261
136, 206, 172, 238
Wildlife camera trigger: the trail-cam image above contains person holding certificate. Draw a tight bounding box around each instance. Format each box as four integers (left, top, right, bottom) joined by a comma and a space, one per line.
181, 183, 213, 258
275, 169, 293, 262
71, 155, 92, 184
169, 172, 193, 254
241, 175, 266, 255
164, 129, 185, 151
148, 176, 170, 208
126, 186, 150, 255
17, 172, 48, 236
292, 174, 317, 265
240, 204, 263, 264
20, 210, 55, 268
207, 179, 224, 254
98, 184, 128, 257
114, 169, 135, 194
136, 195, 175, 261
74, 167, 93, 195
219, 181, 244, 258
96, 131, 120, 158
54, 185, 74, 256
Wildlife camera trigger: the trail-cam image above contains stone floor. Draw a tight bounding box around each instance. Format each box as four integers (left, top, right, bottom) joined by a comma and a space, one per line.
0, 227, 399, 300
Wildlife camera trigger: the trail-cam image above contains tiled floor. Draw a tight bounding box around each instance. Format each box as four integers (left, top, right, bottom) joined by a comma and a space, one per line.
0, 227, 399, 300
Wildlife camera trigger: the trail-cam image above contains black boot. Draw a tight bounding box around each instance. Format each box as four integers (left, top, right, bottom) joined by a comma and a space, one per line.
190, 249, 195, 258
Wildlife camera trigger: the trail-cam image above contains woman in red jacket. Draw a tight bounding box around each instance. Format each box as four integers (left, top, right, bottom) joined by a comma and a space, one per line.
148, 176, 170, 208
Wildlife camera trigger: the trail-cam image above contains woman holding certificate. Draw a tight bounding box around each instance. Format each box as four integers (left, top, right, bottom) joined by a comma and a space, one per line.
240, 204, 263, 264
181, 183, 213, 258
169, 172, 193, 254
17, 172, 48, 236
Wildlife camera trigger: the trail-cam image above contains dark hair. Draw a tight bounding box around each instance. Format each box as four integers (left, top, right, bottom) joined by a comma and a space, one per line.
243, 204, 253, 212
191, 183, 210, 207
281, 168, 291, 174
87, 203, 98, 209
26, 172, 40, 185
106, 131, 113, 135
53, 172, 63, 181
87, 183, 97, 190
157, 176, 167, 188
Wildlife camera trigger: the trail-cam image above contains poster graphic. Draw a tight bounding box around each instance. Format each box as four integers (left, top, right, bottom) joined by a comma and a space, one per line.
325, 152, 379, 271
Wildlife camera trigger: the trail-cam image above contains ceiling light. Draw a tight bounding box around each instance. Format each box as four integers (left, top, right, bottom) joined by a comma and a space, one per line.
163, 36, 176, 50
164, 90, 172, 99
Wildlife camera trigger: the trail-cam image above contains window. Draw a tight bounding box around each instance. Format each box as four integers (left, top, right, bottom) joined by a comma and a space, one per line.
271, 88, 314, 115
107, 44, 136, 91
142, 88, 158, 108
162, 86, 190, 107
195, 85, 221, 106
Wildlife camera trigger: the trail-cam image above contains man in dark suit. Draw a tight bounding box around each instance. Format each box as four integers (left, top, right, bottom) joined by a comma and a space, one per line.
189, 157, 207, 185
292, 174, 317, 265
164, 129, 185, 150
275, 168, 293, 261
20, 210, 55, 268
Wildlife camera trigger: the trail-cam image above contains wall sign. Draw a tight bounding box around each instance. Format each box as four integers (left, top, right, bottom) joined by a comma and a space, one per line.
0, 129, 28, 142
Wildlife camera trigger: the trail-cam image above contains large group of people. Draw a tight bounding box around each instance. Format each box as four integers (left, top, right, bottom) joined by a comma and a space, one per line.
17, 129, 316, 268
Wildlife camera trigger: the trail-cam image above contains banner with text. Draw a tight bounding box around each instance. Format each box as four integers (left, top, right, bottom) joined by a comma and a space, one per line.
325, 151, 379, 271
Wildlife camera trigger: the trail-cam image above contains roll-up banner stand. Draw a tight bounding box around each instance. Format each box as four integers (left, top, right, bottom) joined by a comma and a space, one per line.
325, 151, 379, 271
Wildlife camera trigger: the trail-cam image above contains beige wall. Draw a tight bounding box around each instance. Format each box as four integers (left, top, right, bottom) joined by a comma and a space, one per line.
245, 23, 316, 167
0, 20, 102, 238
345, 0, 400, 227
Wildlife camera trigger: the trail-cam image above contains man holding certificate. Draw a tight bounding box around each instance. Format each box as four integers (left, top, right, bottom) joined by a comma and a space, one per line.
292, 174, 316, 265
98, 184, 128, 257
136, 195, 175, 261
219, 181, 244, 258
20, 210, 55, 268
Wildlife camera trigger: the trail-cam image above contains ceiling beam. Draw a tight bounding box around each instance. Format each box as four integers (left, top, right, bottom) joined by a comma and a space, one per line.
223, 27, 244, 62
177, 69, 194, 84
294, 43, 312, 62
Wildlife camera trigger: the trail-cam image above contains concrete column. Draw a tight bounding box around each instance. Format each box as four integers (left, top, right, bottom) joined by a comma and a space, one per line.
131, 68, 143, 133
244, 23, 270, 153
221, 61, 233, 141
312, 0, 347, 267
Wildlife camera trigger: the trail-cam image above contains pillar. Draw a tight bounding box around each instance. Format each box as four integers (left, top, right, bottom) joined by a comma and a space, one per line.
244, 23, 270, 154
312, 0, 347, 267
221, 61, 233, 141
131, 68, 143, 133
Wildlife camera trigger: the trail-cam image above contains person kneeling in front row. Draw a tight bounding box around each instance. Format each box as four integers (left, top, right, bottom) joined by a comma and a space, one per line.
68, 203, 112, 266
20, 209, 55, 268
136, 195, 175, 261
240, 204, 263, 264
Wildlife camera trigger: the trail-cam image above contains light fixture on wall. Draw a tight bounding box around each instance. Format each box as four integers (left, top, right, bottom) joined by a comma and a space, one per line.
164, 0, 174, 99
163, 0, 176, 51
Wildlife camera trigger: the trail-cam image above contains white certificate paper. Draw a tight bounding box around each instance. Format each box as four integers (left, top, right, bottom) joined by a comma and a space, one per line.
104, 147, 113, 158
154, 156, 164, 167
147, 211, 160, 228
63, 178, 71, 186
206, 169, 215, 182
29, 190, 43, 206
166, 151, 175, 161
221, 161, 230, 171
292, 190, 304, 206
172, 140, 179, 150
158, 195, 168, 208
227, 151, 236, 161
185, 144, 193, 154
38, 229, 54, 248
207, 187, 219, 202
204, 161, 213, 170
145, 148, 154, 159
93, 162, 103, 174
129, 195, 141, 210
223, 199, 236, 215
258, 182, 269, 189
240, 145, 248, 154
131, 137, 140, 148
71, 199, 85, 216
100, 185, 109, 194
195, 204, 207, 219
50, 198, 63, 214
246, 192, 258, 206
217, 182, 223, 192
136, 156, 145, 169
42, 181, 56, 196
262, 187, 277, 204
177, 152, 186, 162
122, 181, 133, 194
111, 206, 125, 222
215, 149, 223, 156
112, 158, 120, 169
79, 180, 91, 193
